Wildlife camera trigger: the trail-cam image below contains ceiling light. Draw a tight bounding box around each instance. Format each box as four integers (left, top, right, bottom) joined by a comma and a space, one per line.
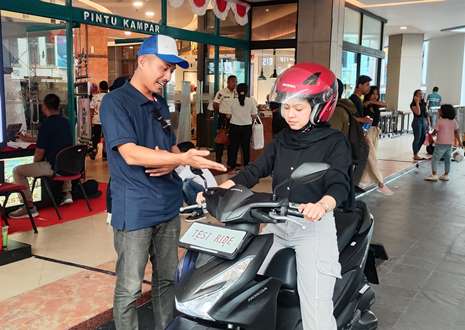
145, 11, 155, 17
400, 26, 408, 30
265, 8, 269, 12
441, 25, 465, 33
133, 1, 144, 9
124, 31, 132, 36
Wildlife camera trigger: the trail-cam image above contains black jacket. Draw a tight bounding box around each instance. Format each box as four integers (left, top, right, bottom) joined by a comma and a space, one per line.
233, 125, 352, 206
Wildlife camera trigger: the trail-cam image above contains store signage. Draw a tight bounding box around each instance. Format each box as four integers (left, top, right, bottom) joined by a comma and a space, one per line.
82, 10, 160, 34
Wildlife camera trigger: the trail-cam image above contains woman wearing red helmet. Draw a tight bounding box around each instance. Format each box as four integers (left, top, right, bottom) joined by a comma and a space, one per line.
198, 63, 352, 329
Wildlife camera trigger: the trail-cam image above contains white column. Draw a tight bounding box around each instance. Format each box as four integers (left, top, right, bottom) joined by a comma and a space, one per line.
386, 33, 424, 111
426, 34, 465, 105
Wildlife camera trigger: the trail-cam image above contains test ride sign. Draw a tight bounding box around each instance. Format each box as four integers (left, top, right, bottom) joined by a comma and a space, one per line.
179, 222, 247, 260
80, 9, 160, 34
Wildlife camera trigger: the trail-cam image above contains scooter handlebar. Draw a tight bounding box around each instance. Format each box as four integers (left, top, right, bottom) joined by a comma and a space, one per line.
180, 203, 205, 213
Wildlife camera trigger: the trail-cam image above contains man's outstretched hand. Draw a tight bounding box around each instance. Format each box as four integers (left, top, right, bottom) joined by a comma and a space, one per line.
183, 149, 227, 172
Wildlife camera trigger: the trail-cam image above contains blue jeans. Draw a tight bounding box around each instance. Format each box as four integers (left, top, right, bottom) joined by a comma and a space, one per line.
432, 144, 452, 174
113, 217, 180, 330
412, 117, 426, 155
182, 179, 205, 205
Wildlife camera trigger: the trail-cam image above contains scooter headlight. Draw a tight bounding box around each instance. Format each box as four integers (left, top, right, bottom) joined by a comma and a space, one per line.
176, 256, 254, 321
198, 256, 254, 292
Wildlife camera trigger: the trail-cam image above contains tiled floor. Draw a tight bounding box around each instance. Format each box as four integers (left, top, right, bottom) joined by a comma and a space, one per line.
362, 160, 465, 330
0, 134, 449, 329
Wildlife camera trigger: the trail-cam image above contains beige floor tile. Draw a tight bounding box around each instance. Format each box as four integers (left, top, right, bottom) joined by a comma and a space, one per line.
0, 134, 419, 308
0, 258, 81, 301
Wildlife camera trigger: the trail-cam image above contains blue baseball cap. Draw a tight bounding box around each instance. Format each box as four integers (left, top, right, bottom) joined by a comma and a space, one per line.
137, 34, 189, 69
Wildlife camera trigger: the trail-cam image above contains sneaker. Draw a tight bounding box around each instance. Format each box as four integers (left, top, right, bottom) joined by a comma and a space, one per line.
377, 185, 394, 196
425, 175, 439, 182
185, 210, 206, 223
60, 194, 73, 206
439, 174, 449, 181
9, 206, 39, 219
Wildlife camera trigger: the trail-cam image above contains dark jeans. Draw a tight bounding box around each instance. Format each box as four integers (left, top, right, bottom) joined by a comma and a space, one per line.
113, 217, 180, 330
215, 113, 230, 163
228, 124, 252, 169
92, 124, 102, 152
412, 117, 426, 155
352, 142, 369, 187
182, 179, 205, 205
106, 178, 112, 213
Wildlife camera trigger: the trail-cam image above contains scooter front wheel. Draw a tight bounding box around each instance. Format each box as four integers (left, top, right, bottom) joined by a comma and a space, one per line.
349, 310, 377, 330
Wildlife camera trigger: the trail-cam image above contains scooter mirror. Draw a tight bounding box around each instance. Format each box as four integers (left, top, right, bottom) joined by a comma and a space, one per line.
291, 162, 330, 183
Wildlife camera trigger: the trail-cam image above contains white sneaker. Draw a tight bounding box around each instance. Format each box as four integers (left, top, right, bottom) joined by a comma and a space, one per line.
9, 206, 39, 219
439, 174, 449, 181
425, 175, 439, 182
60, 194, 73, 206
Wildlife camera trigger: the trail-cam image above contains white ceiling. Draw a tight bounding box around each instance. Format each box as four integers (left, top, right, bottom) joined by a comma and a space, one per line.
358, 0, 465, 40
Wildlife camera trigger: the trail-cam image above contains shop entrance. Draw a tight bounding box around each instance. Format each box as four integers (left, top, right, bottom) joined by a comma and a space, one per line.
72, 24, 247, 149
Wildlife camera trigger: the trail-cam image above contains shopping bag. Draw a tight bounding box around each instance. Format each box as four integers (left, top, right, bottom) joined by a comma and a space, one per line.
251, 116, 264, 150
214, 128, 230, 145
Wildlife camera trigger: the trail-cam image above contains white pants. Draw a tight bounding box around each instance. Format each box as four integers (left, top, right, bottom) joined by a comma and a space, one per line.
259, 212, 341, 330
361, 127, 384, 186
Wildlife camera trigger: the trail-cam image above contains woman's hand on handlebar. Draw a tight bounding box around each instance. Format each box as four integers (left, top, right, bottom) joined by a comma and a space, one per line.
298, 203, 326, 222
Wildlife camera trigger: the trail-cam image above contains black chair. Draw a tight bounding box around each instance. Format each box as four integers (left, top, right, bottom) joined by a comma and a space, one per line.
32, 145, 92, 220
1, 183, 38, 233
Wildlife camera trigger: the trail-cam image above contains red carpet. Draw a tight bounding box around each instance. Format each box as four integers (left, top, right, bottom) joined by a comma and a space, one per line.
7, 183, 108, 234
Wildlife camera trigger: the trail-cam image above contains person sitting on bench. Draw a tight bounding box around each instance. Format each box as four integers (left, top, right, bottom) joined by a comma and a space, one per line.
10, 94, 73, 219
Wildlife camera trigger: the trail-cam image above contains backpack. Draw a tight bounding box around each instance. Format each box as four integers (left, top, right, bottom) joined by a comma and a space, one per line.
71, 179, 101, 199
343, 108, 369, 161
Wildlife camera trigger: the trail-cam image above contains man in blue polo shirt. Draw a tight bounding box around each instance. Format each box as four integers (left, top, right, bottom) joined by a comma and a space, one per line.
101, 34, 226, 330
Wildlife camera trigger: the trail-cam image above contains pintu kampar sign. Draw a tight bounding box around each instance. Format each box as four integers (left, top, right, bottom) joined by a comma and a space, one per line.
81, 10, 160, 34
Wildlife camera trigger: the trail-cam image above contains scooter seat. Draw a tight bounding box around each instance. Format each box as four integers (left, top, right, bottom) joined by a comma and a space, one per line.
264, 248, 297, 290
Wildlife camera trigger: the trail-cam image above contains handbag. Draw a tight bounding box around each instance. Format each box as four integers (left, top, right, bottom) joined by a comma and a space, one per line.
251, 116, 265, 150
215, 128, 230, 145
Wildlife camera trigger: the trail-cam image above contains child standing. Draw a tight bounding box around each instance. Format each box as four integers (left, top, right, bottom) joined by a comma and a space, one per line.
425, 104, 462, 182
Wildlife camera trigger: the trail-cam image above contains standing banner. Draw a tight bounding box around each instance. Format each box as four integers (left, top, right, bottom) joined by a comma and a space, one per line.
77, 97, 92, 142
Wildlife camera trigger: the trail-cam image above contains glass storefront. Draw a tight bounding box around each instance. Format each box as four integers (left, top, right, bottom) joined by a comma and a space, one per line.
0, 0, 382, 147
1, 10, 68, 136
218, 46, 246, 88
362, 15, 382, 50
250, 48, 295, 104
343, 7, 361, 44
1, 0, 251, 147
341, 51, 358, 97
360, 55, 378, 83
342, 6, 385, 92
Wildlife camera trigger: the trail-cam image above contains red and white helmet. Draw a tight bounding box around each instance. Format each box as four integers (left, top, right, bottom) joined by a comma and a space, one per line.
269, 63, 338, 125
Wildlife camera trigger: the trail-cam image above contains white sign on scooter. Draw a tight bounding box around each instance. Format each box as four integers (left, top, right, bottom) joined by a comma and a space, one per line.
180, 223, 246, 254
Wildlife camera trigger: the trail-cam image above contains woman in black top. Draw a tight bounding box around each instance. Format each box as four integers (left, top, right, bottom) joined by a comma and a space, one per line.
199, 63, 351, 329
410, 89, 429, 160
362, 86, 393, 195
